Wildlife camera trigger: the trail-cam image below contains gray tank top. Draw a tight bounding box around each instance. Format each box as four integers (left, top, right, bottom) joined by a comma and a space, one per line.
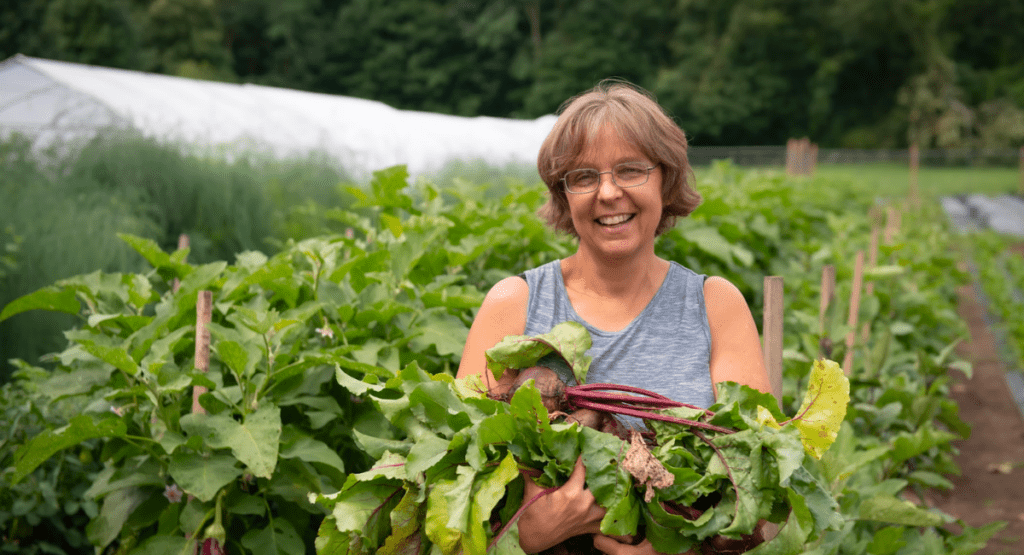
522, 259, 716, 420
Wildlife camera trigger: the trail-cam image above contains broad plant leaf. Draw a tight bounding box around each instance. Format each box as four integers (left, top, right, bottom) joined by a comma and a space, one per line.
180, 405, 282, 478
12, 415, 127, 483
758, 359, 849, 459
168, 452, 242, 502
0, 285, 80, 322
485, 321, 593, 383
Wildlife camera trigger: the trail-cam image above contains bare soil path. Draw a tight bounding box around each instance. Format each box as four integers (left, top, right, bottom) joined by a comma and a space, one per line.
928, 245, 1024, 555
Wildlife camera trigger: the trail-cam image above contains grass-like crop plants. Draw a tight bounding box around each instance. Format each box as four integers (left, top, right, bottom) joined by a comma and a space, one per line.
0, 131, 357, 382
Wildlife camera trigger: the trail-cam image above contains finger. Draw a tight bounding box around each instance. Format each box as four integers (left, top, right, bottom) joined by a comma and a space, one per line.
592, 534, 626, 554
564, 455, 587, 491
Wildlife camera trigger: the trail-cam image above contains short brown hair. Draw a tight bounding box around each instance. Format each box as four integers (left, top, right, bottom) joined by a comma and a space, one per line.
536, 79, 701, 237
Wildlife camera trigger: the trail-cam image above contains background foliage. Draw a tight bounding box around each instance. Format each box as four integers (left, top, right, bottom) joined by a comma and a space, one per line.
2, 0, 1023, 148
0, 161, 1008, 553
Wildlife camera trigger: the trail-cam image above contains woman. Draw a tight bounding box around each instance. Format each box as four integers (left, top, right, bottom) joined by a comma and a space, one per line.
456, 80, 771, 554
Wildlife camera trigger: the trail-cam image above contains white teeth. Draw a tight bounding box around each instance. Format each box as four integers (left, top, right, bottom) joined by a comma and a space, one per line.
598, 214, 632, 225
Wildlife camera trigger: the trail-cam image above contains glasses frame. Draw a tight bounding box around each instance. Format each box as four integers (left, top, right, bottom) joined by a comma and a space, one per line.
561, 163, 657, 195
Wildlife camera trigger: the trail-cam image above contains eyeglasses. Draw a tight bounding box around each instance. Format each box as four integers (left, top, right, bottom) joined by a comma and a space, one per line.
562, 162, 657, 194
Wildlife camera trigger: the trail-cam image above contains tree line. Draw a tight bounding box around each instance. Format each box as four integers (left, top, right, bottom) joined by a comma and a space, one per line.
2, 0, 1022, 148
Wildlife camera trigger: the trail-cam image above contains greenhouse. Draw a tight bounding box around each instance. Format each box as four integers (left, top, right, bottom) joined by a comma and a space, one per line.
0, 54, 557, 179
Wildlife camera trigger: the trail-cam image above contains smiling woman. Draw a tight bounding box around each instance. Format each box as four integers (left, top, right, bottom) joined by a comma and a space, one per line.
456, 79, 772, 554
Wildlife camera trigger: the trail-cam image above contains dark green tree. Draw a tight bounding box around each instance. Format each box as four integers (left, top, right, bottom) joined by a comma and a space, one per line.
36, 0, 142, 68
143, 0, 235, 80
0, 0, 48, 61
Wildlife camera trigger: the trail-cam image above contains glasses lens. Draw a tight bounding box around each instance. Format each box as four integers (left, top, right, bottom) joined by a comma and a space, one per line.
613, 163, 650, 187
565, 169, 599, 193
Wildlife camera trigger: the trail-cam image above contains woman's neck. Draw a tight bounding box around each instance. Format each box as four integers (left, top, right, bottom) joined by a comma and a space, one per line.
561, 249, 668, 300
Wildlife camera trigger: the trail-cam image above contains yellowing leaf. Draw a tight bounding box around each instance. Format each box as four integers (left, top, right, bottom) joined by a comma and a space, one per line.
756, 406, 782, 430
424, 479, 463, 554
788, 359, 849, 459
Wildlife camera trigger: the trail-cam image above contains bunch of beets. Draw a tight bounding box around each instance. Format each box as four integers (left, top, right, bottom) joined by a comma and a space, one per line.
493, 365, 767, 555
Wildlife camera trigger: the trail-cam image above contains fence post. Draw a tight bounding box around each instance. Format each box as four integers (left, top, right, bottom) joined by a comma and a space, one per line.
842, 251, 865, 376
808, 142, 818, 177
763, 276, 784, 409
1019, 146, 1023, 196
192, 291, 213, 415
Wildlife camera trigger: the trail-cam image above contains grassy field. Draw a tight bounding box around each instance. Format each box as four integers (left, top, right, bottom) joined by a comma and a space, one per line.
815, 163, 1022, 200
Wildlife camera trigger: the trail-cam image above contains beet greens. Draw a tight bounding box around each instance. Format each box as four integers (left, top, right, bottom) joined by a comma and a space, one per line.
313, 322, 851, 554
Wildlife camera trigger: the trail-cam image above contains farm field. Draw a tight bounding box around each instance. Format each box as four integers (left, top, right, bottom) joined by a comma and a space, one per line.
1, 141, 1023, 553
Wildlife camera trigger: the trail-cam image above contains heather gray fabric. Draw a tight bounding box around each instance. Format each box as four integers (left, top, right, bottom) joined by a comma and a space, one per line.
522, 259, 716, 428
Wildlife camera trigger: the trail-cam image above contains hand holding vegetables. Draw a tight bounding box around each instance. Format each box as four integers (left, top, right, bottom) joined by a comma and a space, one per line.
313, 322, 849, 555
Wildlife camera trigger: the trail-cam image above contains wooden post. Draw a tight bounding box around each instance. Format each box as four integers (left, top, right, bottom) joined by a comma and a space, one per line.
763, 276, 784, 409
818, 265, 835, 339
842, 252, 865, 376
909, 143, 920, 205
786, 139, 796, 176
192, 290, 213, 414
172, 234, 189, 294
860, 225, 880, 343
798, 138, 806, 175
884, 205, 901, 245
865, 223, 879, 297
818, 265, 836, 359
808, 142, 818, 177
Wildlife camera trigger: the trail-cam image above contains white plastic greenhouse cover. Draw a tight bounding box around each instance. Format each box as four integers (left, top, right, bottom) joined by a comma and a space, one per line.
0, 54, 557, 179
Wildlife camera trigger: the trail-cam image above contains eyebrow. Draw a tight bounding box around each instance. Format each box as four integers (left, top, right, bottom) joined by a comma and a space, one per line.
573, 156, 649, 169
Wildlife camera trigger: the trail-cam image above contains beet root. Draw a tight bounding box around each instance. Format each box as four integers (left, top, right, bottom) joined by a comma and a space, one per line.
508, 366, 567, 413
564, 408, 630, 440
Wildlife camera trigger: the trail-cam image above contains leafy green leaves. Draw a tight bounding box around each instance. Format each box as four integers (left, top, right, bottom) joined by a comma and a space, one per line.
485, 321, 593, 383
180, 406, 282, 479
11, 415, 125, 484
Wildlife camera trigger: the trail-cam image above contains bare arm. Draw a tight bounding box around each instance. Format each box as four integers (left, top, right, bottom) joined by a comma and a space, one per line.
458, 278, 605, 552
457, 276, 530, 395
703, 276, 772, 397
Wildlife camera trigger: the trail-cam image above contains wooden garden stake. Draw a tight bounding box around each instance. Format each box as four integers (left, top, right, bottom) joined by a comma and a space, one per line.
172, 234, 189, 294
884, 205, 900, 245
860, 225, 880, 343
192, 290, 213, 415
842, 251, 865, 376
763, 276, 784, 409
818, 264, 836, 357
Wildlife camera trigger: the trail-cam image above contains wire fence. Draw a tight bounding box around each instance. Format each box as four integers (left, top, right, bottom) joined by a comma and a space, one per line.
688, 146, 1024, 168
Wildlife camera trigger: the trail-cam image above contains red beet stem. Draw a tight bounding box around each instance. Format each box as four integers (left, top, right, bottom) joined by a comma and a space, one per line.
570, 399, 735, 435
566, 390, 693, 408
566, 383, 715, 415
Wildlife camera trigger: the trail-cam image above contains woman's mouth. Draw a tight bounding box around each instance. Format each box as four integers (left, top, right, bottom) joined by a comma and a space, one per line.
596, 214, 635, 226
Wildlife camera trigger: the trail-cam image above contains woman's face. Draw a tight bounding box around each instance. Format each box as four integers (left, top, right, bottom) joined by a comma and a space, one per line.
566, 125, 663, 261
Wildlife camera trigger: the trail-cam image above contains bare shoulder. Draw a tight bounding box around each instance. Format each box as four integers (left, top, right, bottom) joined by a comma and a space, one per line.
702, 275, 771, 394
456, 275, 530, 383
703, 275, 747, 310
483, 275, 530, 307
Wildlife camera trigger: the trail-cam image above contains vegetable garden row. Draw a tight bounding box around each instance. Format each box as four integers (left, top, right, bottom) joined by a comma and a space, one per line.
0, 162, 1008, 554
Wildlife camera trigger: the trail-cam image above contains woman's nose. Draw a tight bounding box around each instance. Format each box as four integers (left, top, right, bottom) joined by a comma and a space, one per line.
595, 172, 623, 199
